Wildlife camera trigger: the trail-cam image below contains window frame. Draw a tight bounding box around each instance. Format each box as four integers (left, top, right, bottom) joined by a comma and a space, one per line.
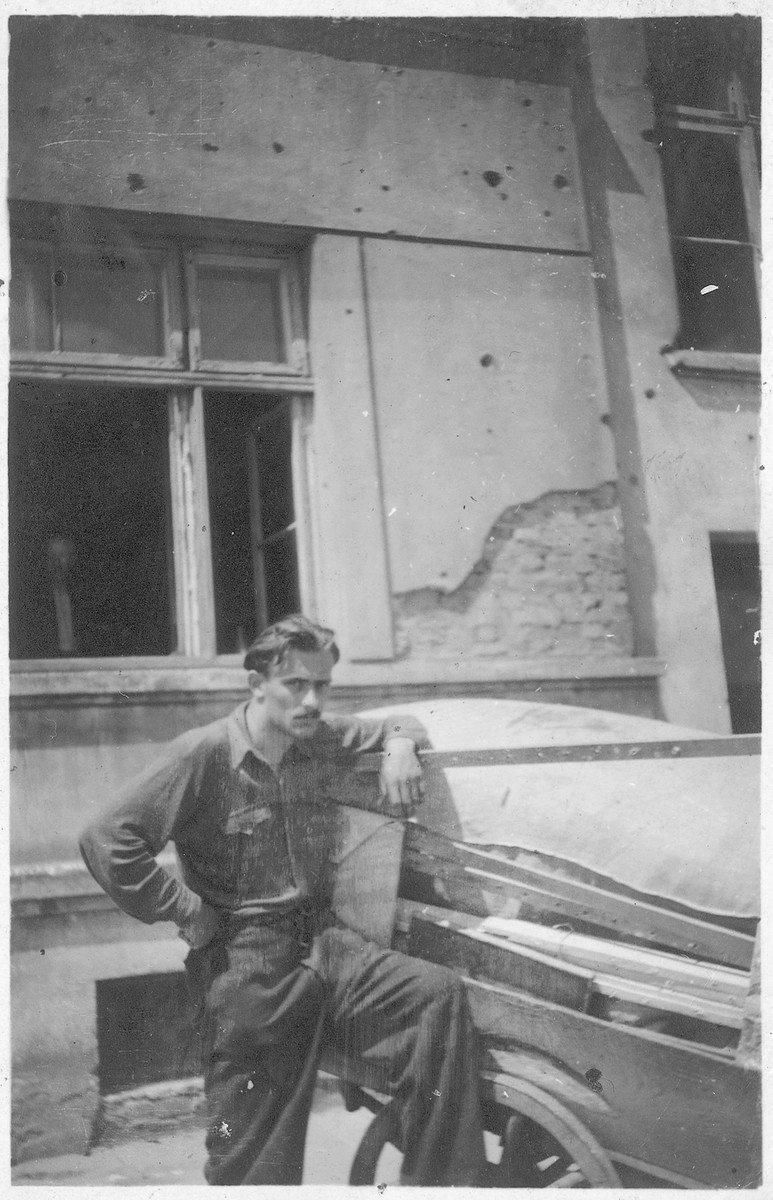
185, 250, 309, 376
658, 78, 761, 375
9, 210, 317, 669
11, 235, 186, 371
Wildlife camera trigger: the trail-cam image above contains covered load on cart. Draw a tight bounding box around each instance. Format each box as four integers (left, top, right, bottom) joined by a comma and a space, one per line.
330, 698, 760, 1188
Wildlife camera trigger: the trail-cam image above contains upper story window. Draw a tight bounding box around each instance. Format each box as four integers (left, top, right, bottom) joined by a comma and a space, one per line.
659, 87, 760, 355
9, 205, 314, 663
645, 17, 760, 366
11, 221, 307, 376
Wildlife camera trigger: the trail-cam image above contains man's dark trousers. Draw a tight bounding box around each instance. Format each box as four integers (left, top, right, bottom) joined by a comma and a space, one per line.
186, 911, 487, 1185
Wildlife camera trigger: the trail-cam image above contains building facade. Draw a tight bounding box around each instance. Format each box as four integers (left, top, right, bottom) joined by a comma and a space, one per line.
8, 15, 760, 1164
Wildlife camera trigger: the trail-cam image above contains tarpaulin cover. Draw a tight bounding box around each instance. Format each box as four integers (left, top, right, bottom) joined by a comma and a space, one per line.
359, 699, 759, 921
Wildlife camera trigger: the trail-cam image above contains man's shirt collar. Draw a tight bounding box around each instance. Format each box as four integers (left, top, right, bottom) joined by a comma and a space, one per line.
227, 702, 317, 770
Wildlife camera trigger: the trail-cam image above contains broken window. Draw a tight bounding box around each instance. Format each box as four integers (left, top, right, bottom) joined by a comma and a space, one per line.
9, 209, 313, 661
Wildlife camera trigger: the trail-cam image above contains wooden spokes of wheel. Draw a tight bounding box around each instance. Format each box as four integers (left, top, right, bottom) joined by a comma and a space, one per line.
484, 1073, 621, 1188
345, 1073, 621, 1187
348, 1097, 400, 1186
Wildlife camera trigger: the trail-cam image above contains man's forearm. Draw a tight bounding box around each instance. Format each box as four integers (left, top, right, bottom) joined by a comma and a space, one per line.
333, 712, 429, 756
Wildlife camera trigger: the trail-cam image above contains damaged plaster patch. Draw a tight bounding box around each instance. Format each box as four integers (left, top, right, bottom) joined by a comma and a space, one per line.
393, 483, 633, 660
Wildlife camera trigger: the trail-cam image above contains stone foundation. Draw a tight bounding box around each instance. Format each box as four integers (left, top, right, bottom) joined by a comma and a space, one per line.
394, 484, 633, 660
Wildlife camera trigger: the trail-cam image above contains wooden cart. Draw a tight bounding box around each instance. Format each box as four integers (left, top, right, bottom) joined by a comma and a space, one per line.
334, 717, 761, 1188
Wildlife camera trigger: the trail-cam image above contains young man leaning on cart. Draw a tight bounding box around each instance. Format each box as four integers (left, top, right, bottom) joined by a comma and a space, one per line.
80, 614, 487, 1186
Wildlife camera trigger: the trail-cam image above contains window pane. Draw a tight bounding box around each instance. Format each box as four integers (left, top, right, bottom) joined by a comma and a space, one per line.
57, 250, 165, 355
204, 392, 299, 654
9, 382, 174, 658
661, 130, 750, 241
672, 240, 760, 352
253, 405, 296, 539
262, 535, 300, 626
197, 263, 285, 362
253, 404, 300, 624
10, 243, 54, 351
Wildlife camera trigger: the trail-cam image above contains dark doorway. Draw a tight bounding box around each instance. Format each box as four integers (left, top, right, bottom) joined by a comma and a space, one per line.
710, 535, 761, 733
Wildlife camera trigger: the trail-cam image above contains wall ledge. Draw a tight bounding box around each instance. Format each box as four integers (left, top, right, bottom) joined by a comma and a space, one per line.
662, 348, 760, 382
12, 851, 177, 901
336, 656, 664, 686
10, 655, 665, 702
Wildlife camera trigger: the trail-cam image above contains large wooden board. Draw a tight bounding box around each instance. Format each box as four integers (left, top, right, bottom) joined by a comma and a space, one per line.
330, 808, 405, 947
364, 240, 613, 592
309, 235, 395, 660
10, 18, 588, 251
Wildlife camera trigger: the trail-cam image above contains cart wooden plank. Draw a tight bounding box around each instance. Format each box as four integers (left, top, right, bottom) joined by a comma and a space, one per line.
590, 971, 742, 1029
409, 913, 743, 1029
355, 734, 760, 773
408, 915, 593, 1012
404, 825, 756, 969
480, 913, 748, 1002
398, 899, 747, 1002
461, 976, 761, 1189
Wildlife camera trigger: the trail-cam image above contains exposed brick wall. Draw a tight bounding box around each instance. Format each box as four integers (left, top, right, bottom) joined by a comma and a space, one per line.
393, 484, 633, 659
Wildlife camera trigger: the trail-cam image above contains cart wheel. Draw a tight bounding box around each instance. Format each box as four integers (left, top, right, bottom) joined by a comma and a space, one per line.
486, 1075, 621, 1188
347, 1077, 621, 1188
348, 1098, 399, 1186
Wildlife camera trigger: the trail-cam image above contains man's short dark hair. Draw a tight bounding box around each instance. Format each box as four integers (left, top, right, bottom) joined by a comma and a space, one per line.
243, 614, 340, 675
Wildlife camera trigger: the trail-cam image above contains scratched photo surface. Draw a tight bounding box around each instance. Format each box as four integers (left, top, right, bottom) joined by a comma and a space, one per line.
7, 3, 762, 1192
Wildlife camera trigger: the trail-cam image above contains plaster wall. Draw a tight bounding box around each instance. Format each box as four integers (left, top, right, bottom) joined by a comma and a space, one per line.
581, 21, 759, 733
363, 239, 617, 593
10, 697, 240, 865
12, 935, 185, 1163
635, 396, 758, 730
